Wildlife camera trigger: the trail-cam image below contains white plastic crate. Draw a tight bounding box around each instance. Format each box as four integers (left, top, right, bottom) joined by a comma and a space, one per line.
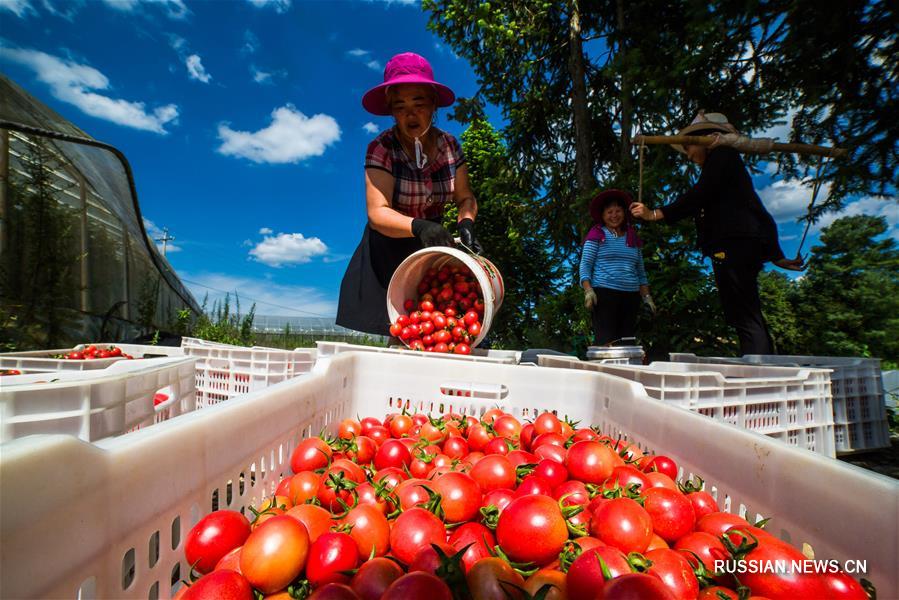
0, 352, 896, 599
539, 356, 836, 457
0, 356, 197, 443
314, 340, 520, 367
181, 338, 315, 407
0, 343, 186, 375
672, 353, 891, 453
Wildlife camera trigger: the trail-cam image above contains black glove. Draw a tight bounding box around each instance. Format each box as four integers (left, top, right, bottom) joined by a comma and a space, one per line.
458, 218, 483, 254
411, 218, 454, 247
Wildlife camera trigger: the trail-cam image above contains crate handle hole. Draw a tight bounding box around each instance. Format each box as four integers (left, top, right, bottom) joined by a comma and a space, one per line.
122, 548, 136, 590
148, 530, 160, 568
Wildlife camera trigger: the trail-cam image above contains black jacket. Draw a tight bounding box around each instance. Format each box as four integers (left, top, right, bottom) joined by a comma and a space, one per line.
662, 146, 785, 264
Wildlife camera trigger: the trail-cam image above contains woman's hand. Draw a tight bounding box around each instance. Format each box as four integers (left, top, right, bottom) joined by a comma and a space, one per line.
774, 256, 807, 271
584, 288, 597, 310
630, 203, 660, 221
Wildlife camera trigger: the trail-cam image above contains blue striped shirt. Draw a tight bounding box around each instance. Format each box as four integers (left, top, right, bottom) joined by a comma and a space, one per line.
579, 228, 648, 292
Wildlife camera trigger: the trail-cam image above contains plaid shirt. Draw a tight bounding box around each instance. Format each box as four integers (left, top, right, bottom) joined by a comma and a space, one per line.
365, 127, 466, 219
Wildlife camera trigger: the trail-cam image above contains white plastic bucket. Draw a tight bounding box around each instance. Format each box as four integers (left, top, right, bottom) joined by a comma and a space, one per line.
387, 247, 504, 348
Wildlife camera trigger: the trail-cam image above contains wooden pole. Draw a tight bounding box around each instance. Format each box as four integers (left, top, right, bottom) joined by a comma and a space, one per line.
631, 134, 847, 158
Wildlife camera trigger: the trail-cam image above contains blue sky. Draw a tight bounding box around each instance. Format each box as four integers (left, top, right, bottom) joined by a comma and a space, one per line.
2, 0, 896, 318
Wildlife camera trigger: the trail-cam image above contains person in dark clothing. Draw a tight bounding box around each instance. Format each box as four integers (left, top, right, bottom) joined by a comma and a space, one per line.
630, 111, 804, 355
336, 53, 482, 336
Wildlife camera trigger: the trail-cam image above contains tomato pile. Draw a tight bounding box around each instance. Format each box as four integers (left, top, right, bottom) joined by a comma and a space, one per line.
0, 369, 23, 376
178, 409, 870, 600
388, 263, 486, 354
58, 345, 135, 360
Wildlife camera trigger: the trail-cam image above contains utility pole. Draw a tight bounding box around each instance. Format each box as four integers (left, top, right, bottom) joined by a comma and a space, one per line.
155, 227, 175, 257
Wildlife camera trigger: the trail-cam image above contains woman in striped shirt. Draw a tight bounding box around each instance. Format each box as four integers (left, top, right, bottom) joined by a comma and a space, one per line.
579, 190, 655, 345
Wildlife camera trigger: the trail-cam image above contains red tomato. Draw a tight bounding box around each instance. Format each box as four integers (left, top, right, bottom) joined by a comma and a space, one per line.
388, 507, 448, 565
374, 439, 412, 470
448, 522, 497, 573
646, 548, 700, 600
566, 441, 621, 484
520, 423, 536, 449
645, 471, 680, 491
382, 572, 452, 600
214, 547, 242, 573
514, 475, 554, 498
469, 454, 516, 492
674, 531, 731, 585
389, 414, 413, 438
408, 541, 457, 575
454, 343, 472, 355
642, 487, 696, 543
603, 573, 676, 600
182, 570, 254, 600
287, 471, 321, 505
643, 455, 679, 480
346, 435, 377, 465
433, 471, 482, 522
602, 465, 651, 494
533, 412, 563, 435
306, 532, 360, 587
698, 587, 739, 600
442, 435, 469, 459
685, 489, 719, 520
696, 512, 751, 538
734, 538, 829, 599
184, 510, 251, 574
567, 546, 633, 600
590, 497, 653, 553
367, 425, 390, 445
553, 479, 590, 506
532, 459, 568, 488
285, 504, 333, 543
308, 583, 361, 599
342, 504, 390, 557
290, 437, 333, 473
350, 557, 404, 600
239, 515, 309, 593
820, 571, 868, 600
496, 495, 569, 565
535, 443, 567, 463
338, 419, 362, 440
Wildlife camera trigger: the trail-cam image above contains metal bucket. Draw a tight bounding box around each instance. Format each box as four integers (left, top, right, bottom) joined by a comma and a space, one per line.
586, 345, 645, 365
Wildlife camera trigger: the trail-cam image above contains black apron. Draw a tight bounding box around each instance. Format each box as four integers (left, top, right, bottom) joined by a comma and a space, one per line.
336, 224, 425, 336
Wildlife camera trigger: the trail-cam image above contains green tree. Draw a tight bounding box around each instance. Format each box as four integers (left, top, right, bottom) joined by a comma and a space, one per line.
794, 215, 899, 364
758, 270, 803, 355
444, 116, 561, 349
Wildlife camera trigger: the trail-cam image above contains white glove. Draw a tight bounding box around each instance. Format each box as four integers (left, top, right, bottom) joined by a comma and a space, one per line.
584, 288, 597, 310
642, 294, 657, 315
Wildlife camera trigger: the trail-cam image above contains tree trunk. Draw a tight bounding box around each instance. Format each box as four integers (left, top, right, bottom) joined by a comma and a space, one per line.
567, 0, 595, 197
617, 0, 632, 167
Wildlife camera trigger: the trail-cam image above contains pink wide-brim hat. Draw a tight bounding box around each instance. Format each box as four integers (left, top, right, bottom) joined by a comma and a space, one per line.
362, 52, 455, 116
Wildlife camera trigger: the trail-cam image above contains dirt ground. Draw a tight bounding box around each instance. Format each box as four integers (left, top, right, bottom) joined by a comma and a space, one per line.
838, 436, 899, 480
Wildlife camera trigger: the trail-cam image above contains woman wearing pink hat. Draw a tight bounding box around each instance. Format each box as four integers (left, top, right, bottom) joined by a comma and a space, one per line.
337, 52, 482, 336
579, 189, 655, 346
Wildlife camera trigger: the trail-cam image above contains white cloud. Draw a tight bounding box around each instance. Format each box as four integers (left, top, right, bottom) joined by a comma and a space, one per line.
348, 48, 369, 57
101, 0, 189, 19
182, 272, 337, 317
245, 0, 291, 12
243, 30, 260, 55
365, 60, 382, 71
251, 66, 274, 84
363, 0, 418, 5
813, 195, 899, 240
362, 122, 379, 134
216, 105, 341, 164
185, 54, 211, 83
143, 218, 182, 254
259, 227, 273, 234
757, 177, 831, 223
0, 0, 36, 17
0, 46, 179, 134
249, 232, 329, 267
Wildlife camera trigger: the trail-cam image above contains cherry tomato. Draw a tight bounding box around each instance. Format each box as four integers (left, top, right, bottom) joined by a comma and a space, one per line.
239, 515, 309, 594
182, 570, 254, 600
590, 497, 653, 553
646, 548, 700, 600
469, 454, 516, 492
496, 495, 569, 565
642, 487, 696, 543
306, 532, 360, 587
448, 522, 497, 573
350, 557, 404, 600
566, 440, 621, 484
285, 504, 333, 543
185, 510, 251, 574
603, 573, 676, 600
341, 504, 390, 557
433, 471, 482, 522
466, 557, 526, 600
290, 437, 332, 473
382, 572, 452, 600
388, 507, 447, 565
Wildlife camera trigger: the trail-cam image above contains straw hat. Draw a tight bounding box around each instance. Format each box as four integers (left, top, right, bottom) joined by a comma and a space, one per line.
671, 110, 739, 154
362, 52, 455, 116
